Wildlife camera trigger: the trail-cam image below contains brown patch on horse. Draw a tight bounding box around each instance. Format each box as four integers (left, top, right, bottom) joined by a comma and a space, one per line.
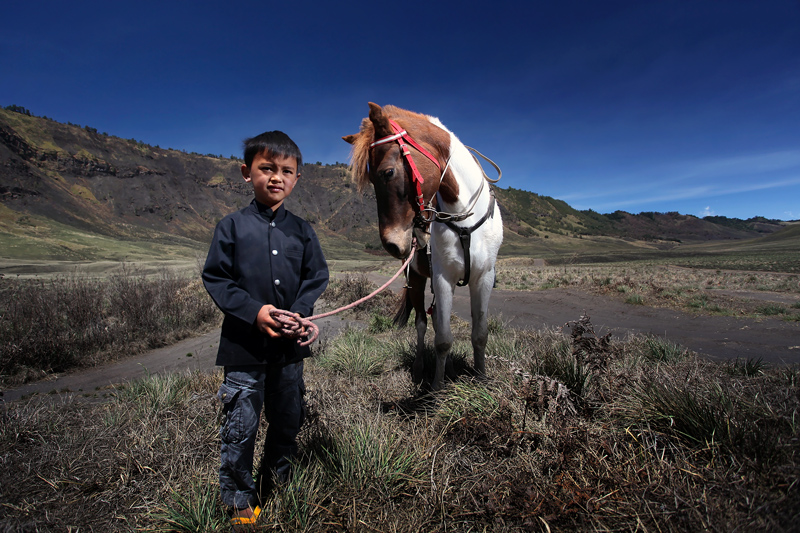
393, 256, 429, 327
438, 168, 459, 204
343, 103, 456, 198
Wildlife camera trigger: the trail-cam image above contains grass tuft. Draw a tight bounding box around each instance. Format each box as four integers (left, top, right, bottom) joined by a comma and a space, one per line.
150, 479, 224, 533
625, 293, 645, 305
487, 313, 507, 335
728, 356, 766, 377
642, 335, 688, 363
438, 382, 501, 422
368, 312, 394, 333
316, 327, 386, 378
757, 303, 787, 316
321, 272, 396, 318
314, 419, 421, 497
529, 337, 591, 399
114, 370, 195, 417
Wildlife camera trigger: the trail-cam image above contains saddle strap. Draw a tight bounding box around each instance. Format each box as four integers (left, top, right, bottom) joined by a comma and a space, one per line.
443, 191, 496, 287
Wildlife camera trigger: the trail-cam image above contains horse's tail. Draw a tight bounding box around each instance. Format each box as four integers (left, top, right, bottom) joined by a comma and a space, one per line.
393, 287, 413, 327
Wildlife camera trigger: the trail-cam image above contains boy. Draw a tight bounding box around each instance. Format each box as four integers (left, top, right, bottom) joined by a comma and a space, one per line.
202, 131, 328, 527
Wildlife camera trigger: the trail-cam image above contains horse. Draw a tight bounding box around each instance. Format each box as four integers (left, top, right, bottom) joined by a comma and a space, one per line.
343, 103, 503, 390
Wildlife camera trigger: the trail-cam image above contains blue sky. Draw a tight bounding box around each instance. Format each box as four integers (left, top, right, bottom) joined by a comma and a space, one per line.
2, 1, 799, 220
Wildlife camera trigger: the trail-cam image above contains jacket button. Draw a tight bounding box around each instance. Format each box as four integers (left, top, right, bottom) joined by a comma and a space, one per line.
274, 279, 281, 286
270, 222, 276, 227
272, 249, 278, 255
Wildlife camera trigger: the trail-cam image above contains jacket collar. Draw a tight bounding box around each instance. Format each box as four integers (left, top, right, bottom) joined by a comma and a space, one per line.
251, 199, 286, 221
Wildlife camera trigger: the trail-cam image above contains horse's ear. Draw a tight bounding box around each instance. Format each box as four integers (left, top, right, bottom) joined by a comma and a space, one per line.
368, 102, 392, 136
342, 134, 358, 145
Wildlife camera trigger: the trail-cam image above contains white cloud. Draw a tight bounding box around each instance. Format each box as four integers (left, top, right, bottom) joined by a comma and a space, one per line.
556, 166, 800, 209
700, 206, 715, 217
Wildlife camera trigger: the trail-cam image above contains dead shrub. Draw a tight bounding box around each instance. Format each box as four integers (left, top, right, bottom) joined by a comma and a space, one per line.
0, 266, 219, 385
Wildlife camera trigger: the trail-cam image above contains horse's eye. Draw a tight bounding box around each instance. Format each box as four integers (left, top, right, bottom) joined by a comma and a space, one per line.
380, 168, 395, 180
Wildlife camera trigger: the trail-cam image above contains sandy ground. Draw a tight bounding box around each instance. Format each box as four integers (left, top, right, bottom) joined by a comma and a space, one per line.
2, 279, 798, 404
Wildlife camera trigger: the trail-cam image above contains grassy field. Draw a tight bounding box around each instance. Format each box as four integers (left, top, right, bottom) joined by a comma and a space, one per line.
2, 241, 798, 388
498, 222, 800, 274
1, 304, 797, 531
1, 228, 798, 531
495, 258, 800, 320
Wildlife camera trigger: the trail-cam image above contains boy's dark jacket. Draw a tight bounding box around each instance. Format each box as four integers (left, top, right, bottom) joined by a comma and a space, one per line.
203, 200, 329, 366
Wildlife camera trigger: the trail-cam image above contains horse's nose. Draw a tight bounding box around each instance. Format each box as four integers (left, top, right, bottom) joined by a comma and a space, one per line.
384, 242, 401, 259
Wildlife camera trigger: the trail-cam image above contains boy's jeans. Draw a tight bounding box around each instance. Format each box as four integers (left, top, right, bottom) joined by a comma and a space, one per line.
217, 361, 306, 509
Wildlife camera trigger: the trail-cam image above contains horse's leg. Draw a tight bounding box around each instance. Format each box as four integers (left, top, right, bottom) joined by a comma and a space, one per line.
408, 270, 428, 385
431, 277, 455, 390
469, 268, 494, 380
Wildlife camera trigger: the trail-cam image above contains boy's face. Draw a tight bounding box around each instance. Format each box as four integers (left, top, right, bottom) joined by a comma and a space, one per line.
242, 151, 299, 210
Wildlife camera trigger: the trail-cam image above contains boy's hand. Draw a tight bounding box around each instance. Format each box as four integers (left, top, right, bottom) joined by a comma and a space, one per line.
256, 304, 282, 338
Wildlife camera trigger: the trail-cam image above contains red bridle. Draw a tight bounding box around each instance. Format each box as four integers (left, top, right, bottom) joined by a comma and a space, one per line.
370, 119, 441, 216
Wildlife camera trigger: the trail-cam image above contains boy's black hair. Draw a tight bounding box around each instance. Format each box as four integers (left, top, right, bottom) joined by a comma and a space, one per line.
243, 131, 303, 169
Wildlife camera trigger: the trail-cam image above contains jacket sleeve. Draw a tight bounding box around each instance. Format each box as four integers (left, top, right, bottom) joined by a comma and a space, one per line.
289, 223, 329, 317
202, 218, 263, 326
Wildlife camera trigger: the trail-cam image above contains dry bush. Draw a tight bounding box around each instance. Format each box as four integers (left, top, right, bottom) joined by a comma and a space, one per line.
0, 267, 219, 386
319, 272, 397, 318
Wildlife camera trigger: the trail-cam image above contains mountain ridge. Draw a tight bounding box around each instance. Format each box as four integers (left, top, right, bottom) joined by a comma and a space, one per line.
0, 106, 792, 262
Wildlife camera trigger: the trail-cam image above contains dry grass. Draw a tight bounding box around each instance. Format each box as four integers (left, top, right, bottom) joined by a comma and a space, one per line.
0, 265, 219, 387
495, 259, 800, 319
317, 272, 397, 319
2, 314, 798, 532
0, 370, 221, 531
1, 264, 798, 531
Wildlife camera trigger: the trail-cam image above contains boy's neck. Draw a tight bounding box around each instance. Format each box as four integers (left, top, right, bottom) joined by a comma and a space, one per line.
255, 199, 283, 215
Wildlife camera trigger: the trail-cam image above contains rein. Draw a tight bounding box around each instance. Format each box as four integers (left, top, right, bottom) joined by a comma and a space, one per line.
269, 241, 417, 346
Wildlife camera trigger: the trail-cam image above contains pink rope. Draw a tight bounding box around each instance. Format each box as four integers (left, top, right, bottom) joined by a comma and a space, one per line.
270, 244, 417, 346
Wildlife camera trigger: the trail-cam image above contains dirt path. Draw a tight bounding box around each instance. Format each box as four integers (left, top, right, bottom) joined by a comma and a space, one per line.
478, 287, 799, 364
0, 315, 359, 404
2, 282, 798, 404
372, 273, 799, 366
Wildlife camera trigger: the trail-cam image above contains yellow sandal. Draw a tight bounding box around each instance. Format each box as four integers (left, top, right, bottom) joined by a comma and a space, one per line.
230, 505, 261, 530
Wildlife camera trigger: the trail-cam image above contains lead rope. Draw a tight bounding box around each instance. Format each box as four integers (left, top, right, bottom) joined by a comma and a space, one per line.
269, 240, 417, 346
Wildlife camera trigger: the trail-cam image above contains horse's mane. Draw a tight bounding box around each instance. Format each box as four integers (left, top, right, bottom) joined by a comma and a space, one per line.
348, 116, 375, 192
348, 105, 451, 193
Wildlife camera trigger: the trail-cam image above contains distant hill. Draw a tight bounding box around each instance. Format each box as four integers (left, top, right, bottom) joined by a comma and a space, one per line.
0, 106, 791, 262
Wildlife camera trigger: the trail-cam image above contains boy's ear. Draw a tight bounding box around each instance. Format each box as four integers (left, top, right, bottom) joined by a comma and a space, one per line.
241, 163, 251, 182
